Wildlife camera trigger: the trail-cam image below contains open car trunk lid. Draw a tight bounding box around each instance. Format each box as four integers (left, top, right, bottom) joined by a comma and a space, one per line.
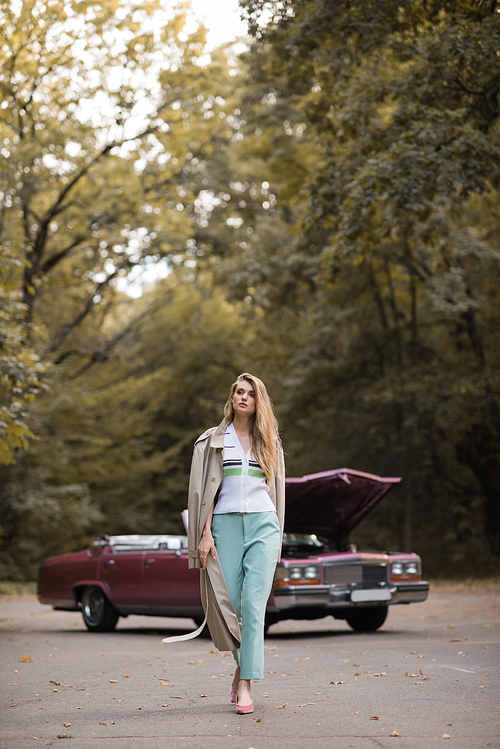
284, 468, 401, 546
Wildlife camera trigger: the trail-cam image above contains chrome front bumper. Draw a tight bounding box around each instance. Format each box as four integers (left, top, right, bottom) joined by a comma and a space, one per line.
272, 581, 429, 611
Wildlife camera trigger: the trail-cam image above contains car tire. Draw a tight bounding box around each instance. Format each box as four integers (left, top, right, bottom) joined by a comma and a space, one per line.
345, 606, 388, 632
193, 616, 211, 637
264, 615, 278, 636
81, 585, 119, 632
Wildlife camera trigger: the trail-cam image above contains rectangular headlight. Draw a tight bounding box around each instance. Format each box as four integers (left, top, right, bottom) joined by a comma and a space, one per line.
391, 560, 421, 580
274, 563, 320, 585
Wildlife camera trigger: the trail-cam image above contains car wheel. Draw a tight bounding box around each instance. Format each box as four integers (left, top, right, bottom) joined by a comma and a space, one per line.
193, 616, 211, 637
81, 586, 119, 632
264, 615, 278, 636
345, 606, 388, 632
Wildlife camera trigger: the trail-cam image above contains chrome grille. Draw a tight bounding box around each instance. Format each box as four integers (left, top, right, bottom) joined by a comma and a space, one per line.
323, 565, 362, 586
363, 565, 387, 585
323, 563, 387, 587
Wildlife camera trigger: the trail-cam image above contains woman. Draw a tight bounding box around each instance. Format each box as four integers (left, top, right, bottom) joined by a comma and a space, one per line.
188, 373, 285, 714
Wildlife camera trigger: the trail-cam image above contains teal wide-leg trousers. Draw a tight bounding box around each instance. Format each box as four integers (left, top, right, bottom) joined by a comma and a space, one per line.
211, 512, 281, 680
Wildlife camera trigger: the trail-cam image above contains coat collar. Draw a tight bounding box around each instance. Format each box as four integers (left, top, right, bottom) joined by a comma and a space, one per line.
209, 416, 232, 448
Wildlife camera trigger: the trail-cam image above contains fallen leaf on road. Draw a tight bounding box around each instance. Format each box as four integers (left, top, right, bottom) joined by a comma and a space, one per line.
370, 716, 380, 720
374, 673, 387, 677
268, 646, 278, 651
109, 680, 117, 683
160, 681, 168, 686
21, 657, 34, 662
50, 681, 63, 686
418, 655, 425, 659
442, 734, 451, 739
253, 717, 262, 722
53, 689, 61, 692
76, 707, 84, 710
63, 724, 71, 728
267, 671, 275, 674
56, 734, 73, 739
354, 673, 361, 676
99, 721, 108, 726
161, 704, 170, 707
419, 668, 429, 681
479, 685, 485, 688
329, 680, 346, 685
450, 638, 462, 642
405, 672, 419, 677
123, 675, 129, 678
275, 703, 287, 709
199, 694, 207, 697
410, 651, 417, 654
390, 731, 400, 737
298, 704, 307, 707
447, 625, 454, 629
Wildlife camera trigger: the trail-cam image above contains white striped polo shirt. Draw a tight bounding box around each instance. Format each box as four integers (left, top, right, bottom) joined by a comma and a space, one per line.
213, 422, 276, 514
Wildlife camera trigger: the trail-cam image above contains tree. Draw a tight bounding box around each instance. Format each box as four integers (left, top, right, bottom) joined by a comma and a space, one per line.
0, 243, 50, 464
214, 0, 500, 568
0, 0, 238, 371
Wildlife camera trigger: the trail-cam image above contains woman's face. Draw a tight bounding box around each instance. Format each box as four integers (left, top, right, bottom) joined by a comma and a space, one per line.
232, 380, 256, 417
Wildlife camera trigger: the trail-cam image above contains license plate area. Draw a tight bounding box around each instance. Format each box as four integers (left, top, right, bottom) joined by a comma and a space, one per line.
350, 589, 392, 603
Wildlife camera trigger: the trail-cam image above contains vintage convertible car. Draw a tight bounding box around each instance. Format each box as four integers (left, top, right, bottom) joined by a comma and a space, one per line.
38, 468, 429, 634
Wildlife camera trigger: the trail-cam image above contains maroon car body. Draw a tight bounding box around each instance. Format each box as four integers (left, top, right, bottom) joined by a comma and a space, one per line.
38, 468, 429, 633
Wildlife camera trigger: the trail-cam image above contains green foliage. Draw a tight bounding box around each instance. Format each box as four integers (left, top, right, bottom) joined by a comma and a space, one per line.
0, 244, 50, 464
224, 0, 500, 571
1, 0, 498, 581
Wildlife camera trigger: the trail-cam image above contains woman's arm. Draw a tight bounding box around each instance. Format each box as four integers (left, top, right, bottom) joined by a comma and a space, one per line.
197, 502, 216, 570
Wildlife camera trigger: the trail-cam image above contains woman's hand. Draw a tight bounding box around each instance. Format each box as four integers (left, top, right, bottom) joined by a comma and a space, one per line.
198, 531, 216, 570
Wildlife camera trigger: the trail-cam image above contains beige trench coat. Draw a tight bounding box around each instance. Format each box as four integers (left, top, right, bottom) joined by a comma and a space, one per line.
187, 417, 285, 651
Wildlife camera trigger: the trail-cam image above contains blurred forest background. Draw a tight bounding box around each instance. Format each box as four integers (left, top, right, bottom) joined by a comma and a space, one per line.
1, 0, 499, 581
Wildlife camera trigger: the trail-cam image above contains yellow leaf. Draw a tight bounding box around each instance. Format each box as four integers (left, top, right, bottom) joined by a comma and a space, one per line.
21, 657, 34, 662
253, 717, 262, 722
370, 716, 380, 720
390, 730, 400, 737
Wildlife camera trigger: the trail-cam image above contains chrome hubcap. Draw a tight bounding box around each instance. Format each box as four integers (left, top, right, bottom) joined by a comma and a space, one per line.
83, 588, 104, 625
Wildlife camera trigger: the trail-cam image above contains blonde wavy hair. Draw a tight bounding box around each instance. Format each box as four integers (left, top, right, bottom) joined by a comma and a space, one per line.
224, 372, 279, 480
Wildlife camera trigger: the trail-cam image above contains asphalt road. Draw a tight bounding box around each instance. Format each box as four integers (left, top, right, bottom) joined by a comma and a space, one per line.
1, 584, 499, 749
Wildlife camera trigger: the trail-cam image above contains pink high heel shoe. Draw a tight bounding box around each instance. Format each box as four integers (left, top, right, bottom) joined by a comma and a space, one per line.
230, 685, 238, 704
236, 696, 254, 715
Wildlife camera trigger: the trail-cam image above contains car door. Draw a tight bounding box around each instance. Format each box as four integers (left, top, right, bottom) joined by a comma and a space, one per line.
144, 540, 201, 617
99, 549, 148, 614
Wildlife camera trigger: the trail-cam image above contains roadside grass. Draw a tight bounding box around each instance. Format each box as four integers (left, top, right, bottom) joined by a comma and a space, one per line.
428, 577, 500, 594
0, 581, 37, 596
